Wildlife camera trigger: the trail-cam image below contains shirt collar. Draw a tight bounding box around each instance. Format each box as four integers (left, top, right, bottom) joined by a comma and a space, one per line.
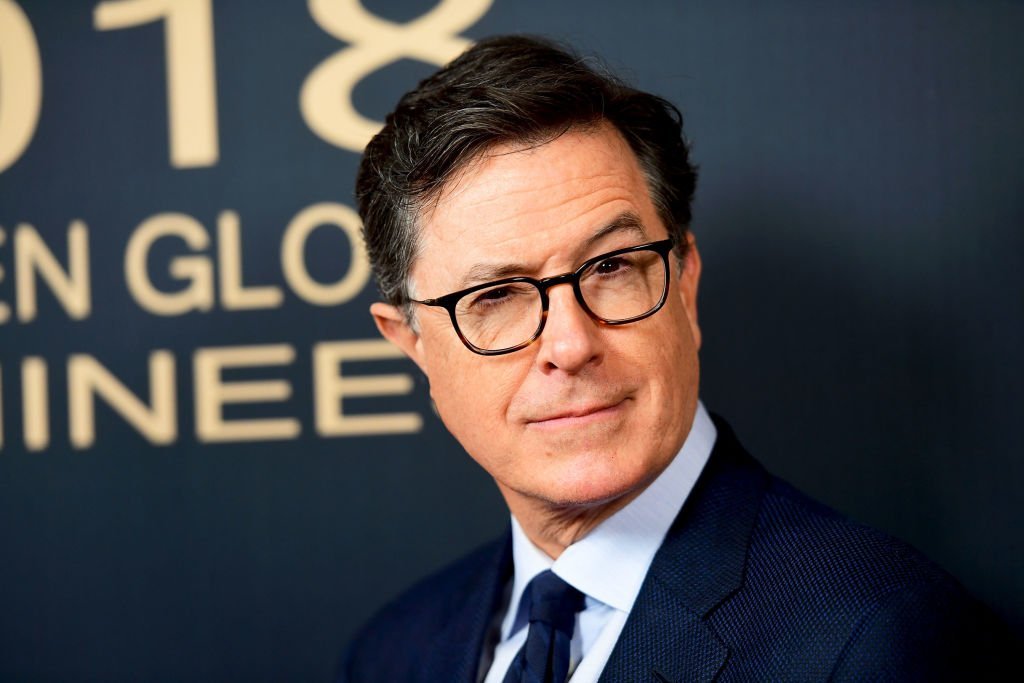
502, 401, 717, 638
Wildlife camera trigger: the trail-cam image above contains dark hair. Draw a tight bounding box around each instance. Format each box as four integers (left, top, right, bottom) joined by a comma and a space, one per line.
356, 35, 698, 309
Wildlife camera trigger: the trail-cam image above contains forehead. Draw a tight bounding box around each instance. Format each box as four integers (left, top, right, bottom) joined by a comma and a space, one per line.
411, 124, 662, 291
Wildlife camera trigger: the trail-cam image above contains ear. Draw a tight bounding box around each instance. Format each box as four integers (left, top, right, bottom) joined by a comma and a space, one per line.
370, 302, 428, 373
676, 233, 702, 350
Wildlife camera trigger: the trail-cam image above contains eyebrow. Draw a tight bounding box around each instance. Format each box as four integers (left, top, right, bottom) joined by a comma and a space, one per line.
456, 212, 650, 289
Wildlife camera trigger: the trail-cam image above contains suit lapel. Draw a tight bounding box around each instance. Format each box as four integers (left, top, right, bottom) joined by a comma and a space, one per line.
599, 418, 768, 682
422, 532, 513, 683
600, 576, 729, 683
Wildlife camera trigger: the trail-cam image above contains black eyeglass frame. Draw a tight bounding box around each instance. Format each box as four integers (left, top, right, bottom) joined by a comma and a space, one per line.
409, 238, 676, 356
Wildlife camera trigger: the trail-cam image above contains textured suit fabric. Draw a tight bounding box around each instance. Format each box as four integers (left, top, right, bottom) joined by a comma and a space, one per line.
337, 417, 1014, 682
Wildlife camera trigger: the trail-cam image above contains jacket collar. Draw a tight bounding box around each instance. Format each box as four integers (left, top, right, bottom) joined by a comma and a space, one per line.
423, 416, 766, 683
422, 532, 513, 683
599, 416, 767, 682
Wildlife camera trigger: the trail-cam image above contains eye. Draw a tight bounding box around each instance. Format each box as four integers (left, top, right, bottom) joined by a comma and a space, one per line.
475, 287, 510, 304
594, 255, 632, 275
466, 282, 532, 309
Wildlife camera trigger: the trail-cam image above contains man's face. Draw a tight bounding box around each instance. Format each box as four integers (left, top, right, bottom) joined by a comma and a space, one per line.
373, 123, 702, 516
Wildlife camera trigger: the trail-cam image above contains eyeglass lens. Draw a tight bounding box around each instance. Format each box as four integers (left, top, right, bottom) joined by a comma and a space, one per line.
452, 247, 668, 351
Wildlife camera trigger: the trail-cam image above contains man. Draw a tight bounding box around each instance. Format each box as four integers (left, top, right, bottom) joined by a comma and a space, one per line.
338, 36, 1011, 682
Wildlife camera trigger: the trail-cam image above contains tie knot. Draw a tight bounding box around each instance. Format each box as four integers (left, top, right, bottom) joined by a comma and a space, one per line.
526, 570, 585, 633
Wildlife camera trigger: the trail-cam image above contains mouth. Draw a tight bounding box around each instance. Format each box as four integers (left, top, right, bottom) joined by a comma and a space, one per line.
525, 398, 628, 429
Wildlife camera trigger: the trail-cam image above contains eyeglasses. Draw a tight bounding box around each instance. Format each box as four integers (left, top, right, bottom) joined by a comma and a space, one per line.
410, 239, 675, 356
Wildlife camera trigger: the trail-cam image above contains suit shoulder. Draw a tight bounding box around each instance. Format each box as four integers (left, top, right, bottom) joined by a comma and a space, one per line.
352, 535, 505, 643
753, 476, 958, 598
383, 535, 505, 616
336, 535, 508, 683
710, 473, 1014, 677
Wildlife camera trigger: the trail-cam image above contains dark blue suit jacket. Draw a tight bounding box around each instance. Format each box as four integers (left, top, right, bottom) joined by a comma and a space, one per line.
338, 418, 1013, 681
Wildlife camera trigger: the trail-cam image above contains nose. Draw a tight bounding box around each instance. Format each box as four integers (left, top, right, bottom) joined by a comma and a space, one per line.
534, 282, 602, 374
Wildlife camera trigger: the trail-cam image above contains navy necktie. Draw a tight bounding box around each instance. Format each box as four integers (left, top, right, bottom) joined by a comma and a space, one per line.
503, 570, 586, 683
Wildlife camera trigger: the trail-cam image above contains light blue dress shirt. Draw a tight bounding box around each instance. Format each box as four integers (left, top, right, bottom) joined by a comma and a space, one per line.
481, 402, 717, 682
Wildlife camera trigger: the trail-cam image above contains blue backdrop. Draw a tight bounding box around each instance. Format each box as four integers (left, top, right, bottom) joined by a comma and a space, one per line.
1, 1, 1021, 680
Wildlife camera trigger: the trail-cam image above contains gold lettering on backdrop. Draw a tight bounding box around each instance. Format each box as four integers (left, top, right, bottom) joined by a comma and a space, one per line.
68, 351, 176, 449
14, 222, 91, 323
281, 202, 370, 306
0, 0, 42, 174
124, 212, 214, 315
94, 0, 219, 168
22, 356, 48, 452
301, 0, 493, 152
217, 211, 284, 311
314, 340, 422, 437
1, 338, 423, 451
121, 205, 369, 314
193, 344, 301, 443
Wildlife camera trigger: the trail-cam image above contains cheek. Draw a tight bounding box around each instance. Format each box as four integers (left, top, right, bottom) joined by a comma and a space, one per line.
639, 305, 700, 414
424, 348, 522, 446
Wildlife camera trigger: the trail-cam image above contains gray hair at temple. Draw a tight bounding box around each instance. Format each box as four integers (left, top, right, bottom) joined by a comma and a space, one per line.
355, 34, 698, 313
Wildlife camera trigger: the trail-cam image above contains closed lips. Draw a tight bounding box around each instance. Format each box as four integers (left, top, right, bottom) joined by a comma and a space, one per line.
526, 399, 627, 425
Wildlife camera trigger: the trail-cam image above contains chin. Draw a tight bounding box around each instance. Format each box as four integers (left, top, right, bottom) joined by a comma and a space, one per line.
535, 459, 652, 509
